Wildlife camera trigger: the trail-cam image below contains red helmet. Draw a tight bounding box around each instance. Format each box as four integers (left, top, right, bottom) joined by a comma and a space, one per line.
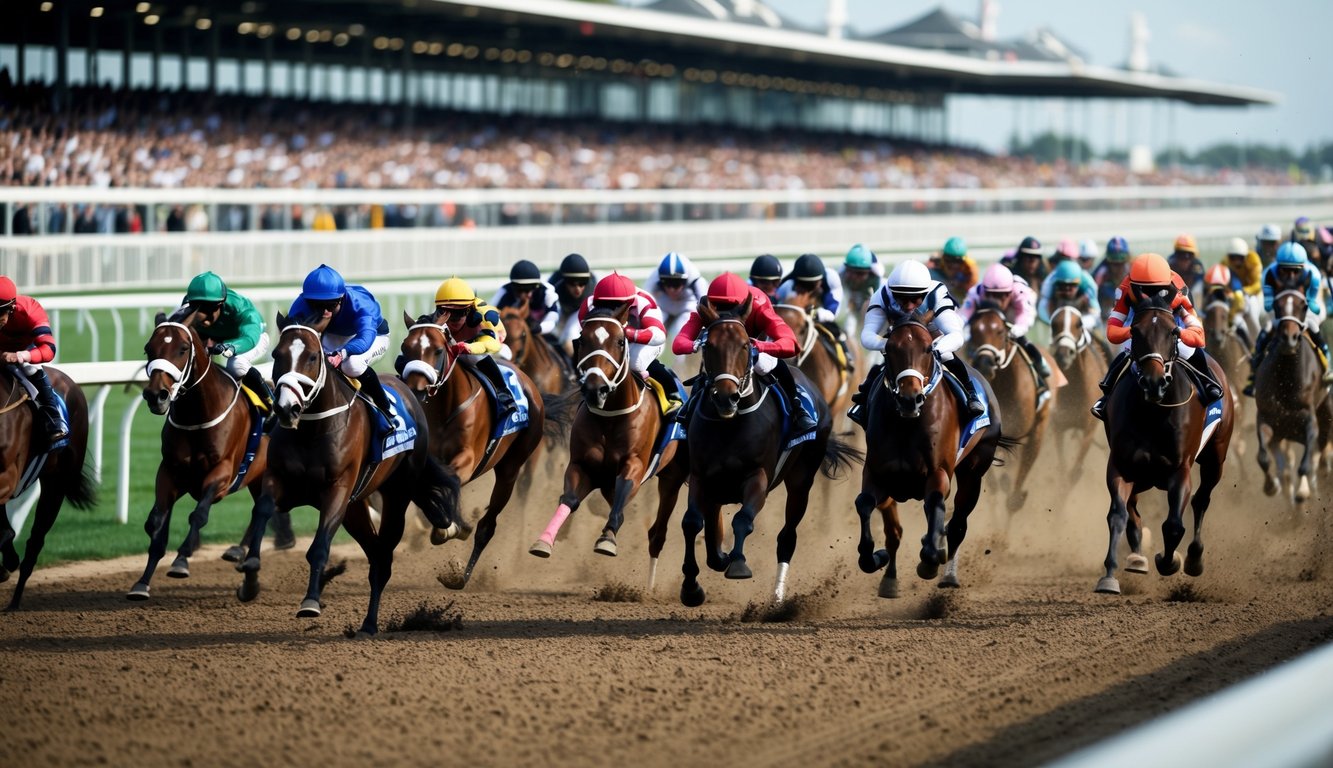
592, 272, 637, 304
0, 276, 16, 307
707, 272, 749, 306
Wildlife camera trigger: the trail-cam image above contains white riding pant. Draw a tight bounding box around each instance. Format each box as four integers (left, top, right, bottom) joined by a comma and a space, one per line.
221, 332, 269, 378
813, 307, 838, 324
557, 311, 582, 344
755, 352, 778, 375
328, 333, 390, 377
629, 342, 660, 377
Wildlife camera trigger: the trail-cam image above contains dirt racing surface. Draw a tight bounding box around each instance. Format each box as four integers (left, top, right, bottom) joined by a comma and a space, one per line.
3, 456, 1332, 768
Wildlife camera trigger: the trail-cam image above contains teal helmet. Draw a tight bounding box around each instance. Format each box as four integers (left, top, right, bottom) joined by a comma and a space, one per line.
1275, 242, 1308, 266
302, 263, 346, 301
185, 271, 228, 304
844, 244, 875, 269
1052, 259, 1083, 284
942, 236, 967, 259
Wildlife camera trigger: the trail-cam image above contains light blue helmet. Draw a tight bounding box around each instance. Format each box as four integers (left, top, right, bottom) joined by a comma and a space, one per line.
1052, 259, 1084, 284
302, 263, 346, 301
1275, 242, 1308, 266
658, 252, 687, 278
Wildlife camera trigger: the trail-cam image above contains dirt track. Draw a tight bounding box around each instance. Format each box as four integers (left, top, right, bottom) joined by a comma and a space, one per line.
4, 443, 1333, 768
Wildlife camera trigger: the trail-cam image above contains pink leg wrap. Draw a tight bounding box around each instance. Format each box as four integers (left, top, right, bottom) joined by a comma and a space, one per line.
538, 504, 573, 546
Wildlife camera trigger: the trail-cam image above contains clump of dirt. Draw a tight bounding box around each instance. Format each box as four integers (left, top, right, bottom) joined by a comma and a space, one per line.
1165, 583, 1207, 603
738, 575, 840, 623
592, 582, 644, 603
918, 590, 962, 620
1119, 577, 1149, 596
319, 559, 348, 589
436, 561, 468, 591
385, 600, 464, 633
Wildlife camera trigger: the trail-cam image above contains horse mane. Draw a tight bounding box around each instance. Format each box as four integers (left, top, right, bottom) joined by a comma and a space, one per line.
584, 306, 618, 321
973, 298, 1006, 315
416, 313, 435, 325
1132, 292, 1175, 316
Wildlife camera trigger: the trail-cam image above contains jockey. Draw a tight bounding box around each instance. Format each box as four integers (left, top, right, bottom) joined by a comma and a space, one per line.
1093, 236, 1131, 319
841, 244, 883, 328
1001, 236, 1048, 287
1048, 238, 1080, 271
434, 276, 516, 422
288, 263, 394, 421
748, 254, 784, 303
672, 272, 816, 435
850, 259, 984, 424
1243, 242, 1333, 395
1202, 263, 1253, 349
176, 271, 275, 418
488, 260, 560, 338
929, 237, 979, 299
1169, 234, 1206, 305
549, 253, 595, 346
1256, 223, 1282, 267
645, 252, 707, 344
961, 263, 1051, 384
1223, 237, 1263, 344
0, 276, 68, 442
1090, 253, 1224, 421
1039, 259, 1101, 331
1078, 239, 1099, 272
580, 272, 682, 414
778, 253, 845, 333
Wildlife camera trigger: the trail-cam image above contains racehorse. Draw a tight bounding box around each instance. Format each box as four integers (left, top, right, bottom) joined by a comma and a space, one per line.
773, 293, 854, 431
0, 367, 95, 610
128, 315, 284, 600
1253, 290, 1333, 503
1048, 305, 1107, 477
529, 304, 690, 590
679, 296, 860, 606
854, 311, 1009, 598
500, 298, 575, 396
399, 312, 547, 589
967, 302, 1049, 511
1096, 295, 1234, 595
236, 311, 462, 636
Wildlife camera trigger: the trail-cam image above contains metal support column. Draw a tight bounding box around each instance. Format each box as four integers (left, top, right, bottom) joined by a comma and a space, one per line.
56, 2, 69, 109
208, 23, 219, 92
122, 13, 134, 87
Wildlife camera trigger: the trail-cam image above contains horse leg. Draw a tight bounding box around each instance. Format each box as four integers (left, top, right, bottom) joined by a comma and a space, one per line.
1097, 467, 1134, 594
646, 460, 688, 591
771, 458, 821, 602
596, 471, 639, 557
529, 462, 593, 557
1256, 419, 1279, 497
5, 487, 63, 611
1295, 413, 1317, 503
940, 469, 985, 589
878, 500, 903, 598
170, 479, 226, 579
917, 471, 950, 580
299, 487, 351, 618
1156, 471, 1191, 577
460, 460, 522, 586
679, 485, 708, 607
725, 471, 770, 581
343, 494, 402, 637
1123, 491, 1149, 574
1186, 448, 1224, 578
0, 508, 17, 580
223, 479, 264, 563
236, 492, 281, 603
854, 488, 891, 575
128, 468, 183, 600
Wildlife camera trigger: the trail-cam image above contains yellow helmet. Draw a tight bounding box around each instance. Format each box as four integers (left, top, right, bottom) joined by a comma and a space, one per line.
434, 276, 475, 308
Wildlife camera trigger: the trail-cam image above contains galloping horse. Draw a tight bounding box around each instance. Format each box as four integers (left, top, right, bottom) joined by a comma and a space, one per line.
129, 316, 281, 600
679, 297, 860, 606
967, 302, 1049, 511
1097, 295, 1233, 595
529, 304, 690, 589
0, 367, 95, 610
500, 298, 575, 396
236, 312, 462, 636
773, 294, 853, 429
854, 312, 1009, 598
1253, 290, 1333, 503
399, 312, 546, 589
1048, 305, 1106, 477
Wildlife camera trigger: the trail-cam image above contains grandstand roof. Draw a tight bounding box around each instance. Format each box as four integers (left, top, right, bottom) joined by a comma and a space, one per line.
7, 0, 1276, 107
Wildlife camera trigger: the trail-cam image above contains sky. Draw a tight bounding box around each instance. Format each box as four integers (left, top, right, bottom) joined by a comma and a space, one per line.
761, 0, 1333, 155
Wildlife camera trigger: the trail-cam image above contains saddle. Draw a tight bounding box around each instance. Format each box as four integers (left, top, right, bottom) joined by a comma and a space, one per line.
238, 381, 270, 414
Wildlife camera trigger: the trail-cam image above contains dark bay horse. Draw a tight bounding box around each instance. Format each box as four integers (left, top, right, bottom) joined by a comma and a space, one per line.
967, 303, 1049, 511
773, 296, 853, 429
399, 313, 546, 589
1097, 296, 1233, 595
500, 298, 575, 396
129, 317, 278, 600
680, 297, 860, 606
236, 312, 462, 637
1253, 290, 1333, 503
1048, 305, 1106, 477
1201, 286, 1250, 425
0, 367, 95, 610
529, 304, 690, 588
854, 313, 1009, 598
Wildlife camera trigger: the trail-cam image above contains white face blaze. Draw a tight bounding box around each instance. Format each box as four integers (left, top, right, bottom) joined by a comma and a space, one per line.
418, 333, 430, 352
593, 327, 609, 344
163, 336, 173, 344
277, 336, 307, 410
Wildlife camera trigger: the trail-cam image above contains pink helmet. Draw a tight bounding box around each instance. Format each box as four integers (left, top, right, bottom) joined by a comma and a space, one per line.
1056, 238, 1079, 260
981, 264, 1015, 293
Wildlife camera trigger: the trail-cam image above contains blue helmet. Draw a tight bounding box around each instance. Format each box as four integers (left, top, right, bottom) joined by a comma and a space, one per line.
302, 263, 346, 301
658, 252, 687, 278
1052, 259, 1084, 284
1276, 241, 1308, 266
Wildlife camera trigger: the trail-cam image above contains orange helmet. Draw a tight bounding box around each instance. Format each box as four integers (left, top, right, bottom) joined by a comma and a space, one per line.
592, 272, 637, 304
1204, 264, 1231, 287
707, 272, 750, 306
1129, 253, 1172, 285
1173, 234, 1198, 254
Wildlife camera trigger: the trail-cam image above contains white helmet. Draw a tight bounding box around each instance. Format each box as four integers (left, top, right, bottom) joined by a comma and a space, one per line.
1257, 224, 1282, 243
1226, 237, 1249, 257
887, 260, 933, 295
1079, 239, 1099, 259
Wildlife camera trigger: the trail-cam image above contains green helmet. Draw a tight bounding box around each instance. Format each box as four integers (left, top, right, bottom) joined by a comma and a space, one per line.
942, 236, 967, 259
844, 243, 875, 269
185, 271, 228, 304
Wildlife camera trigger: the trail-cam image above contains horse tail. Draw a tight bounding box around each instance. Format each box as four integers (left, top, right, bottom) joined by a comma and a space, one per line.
539, 389, 578, 447
411, 456, 463, 531
63, 461, 98, 510
819, 434, 865, 480
989, 434, 1023, 468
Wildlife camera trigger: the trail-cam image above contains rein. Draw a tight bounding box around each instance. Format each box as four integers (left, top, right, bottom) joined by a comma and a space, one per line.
147, 321, 242, 431
401, 322, 459, 401
702, 317, 757, 401
578, 316, 644, 417
880, 320, 942, 398
775, 303, 817, 365
1050, 305, 1090, 354
274, 323, 353, 421
1273, 289, 1307, 328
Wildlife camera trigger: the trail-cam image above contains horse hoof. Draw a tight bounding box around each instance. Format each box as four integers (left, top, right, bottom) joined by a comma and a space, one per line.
221, 546, 245, 563
1263, 477, 1279, 497
917, 560, 940, 580
237, 556, 261, 574
725, 559, 753, 580
1295, 476, 1311, 502
1125, 554, 1149, 574
1155, 551, 1183, 576
938, 573, 960, 589
297, 599, 322, 618
167, 556, 190, 579
431, 523, 461, 546
1185, 555, 1204, 578
680, 582, 706, 607
593, 537, 618, 557
877, 575, 899, 599
236, 573, 260, 603
352, 629, 376, 641
1094, 577, 1121, 595
126, 583, 151, 601
273, 535, 296, 551
528, 539, 553, 558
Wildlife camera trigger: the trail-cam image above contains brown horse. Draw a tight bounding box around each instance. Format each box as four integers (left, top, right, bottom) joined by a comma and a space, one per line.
399, 312, 546, 589
500, 297, 575, 396
967, 303, 1049, 511
854, 312, 1009, 598
0, 367, 95, 610
128, 316, 282, 600
679, 297, 860, 606
1097, 295, 1234, 595
773, 295, 853, 430
528, 304, 690, 589
235, 312, 462, 636
1253, 290, 1333, 504
1048, 305, 1106, 477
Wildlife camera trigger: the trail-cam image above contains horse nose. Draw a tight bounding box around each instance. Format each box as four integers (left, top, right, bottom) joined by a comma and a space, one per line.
728, 391, 740, 407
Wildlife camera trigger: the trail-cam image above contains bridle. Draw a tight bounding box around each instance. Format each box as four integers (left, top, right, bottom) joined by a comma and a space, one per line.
881, 320, 941, 404
774, 303, 817, 365
578, 315, 642, 416
970, 308, 1017, 370
401, 322, 460, 401
701, 318, 756, 403
1050, 305, 1090, 354
274, 323, 352, 421
1130, 306, 1180, 385
147, 321, 241, 431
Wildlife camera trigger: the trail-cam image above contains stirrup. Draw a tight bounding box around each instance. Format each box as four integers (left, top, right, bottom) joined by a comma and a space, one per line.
1090, 399, 1106, 421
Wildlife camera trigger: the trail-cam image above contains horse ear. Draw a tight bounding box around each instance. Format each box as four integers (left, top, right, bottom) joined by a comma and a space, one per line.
276, 311, 289, 330
403, 310, 416, 330
737, 294, 753, 321
613, 301, 632, 324
155, 311, 167, 325
698, 297, 718, 325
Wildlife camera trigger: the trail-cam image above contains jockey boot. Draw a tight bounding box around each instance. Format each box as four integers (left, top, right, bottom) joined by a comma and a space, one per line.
848, 361, 884, 427
1016, 335, 1051, 379
772, 360, 818, 435
942, 355, 985, 416
475, 354, 517, 424
241, 367, 277, 432
1186, 348, 1225, 403
25, 366, 69, 444
1311, 328, 1333, 384
1090, 350, 1131, 421
647, 359, 684, 415
356, 370, 395, 432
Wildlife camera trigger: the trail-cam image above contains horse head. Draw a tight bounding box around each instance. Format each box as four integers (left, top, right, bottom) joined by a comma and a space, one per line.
1129, 295, 1180, 404
967, 303, 1009, 381
699, 295, 754, 419
143, 310, 210, 415
271, 310, 333, 428
880, 312, 935, 419
500, 303, 530, 365
1273, 290, 1308, 355
576, 302, 632, 410
1049, 304, 1084, 372
399, 310, 452, 400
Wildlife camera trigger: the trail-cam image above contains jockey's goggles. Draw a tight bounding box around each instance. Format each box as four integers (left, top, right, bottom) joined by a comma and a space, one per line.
563, 277, 589, 288
436, 305, 471, 320
0, 300, 15, 313
307, 297, 342, 312
659, 277, 687, 289
188, 300, 222, 314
